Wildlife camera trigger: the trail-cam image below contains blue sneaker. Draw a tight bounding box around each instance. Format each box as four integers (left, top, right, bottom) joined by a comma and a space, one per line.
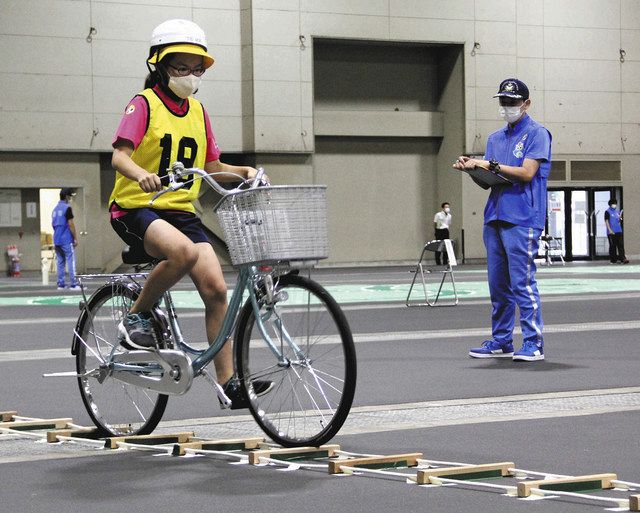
513, 341, 544, 361
469, 340, 514, 358
118, 312, 157, 350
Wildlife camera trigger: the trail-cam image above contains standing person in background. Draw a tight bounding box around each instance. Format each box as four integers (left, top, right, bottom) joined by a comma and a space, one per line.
433, 202, 451, 266
453, 78, 552, 362
605, 198, 629, 264
52, 187, 79, 290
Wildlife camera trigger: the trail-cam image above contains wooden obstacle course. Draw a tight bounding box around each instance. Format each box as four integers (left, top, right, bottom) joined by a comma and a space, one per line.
329, 452, 423, 474
46, 426, 102, 443
173, 437, 264, 456
517, 473, 617, 497
249, 444, 340, 465
104, 431, 194, 449
416, 462, 514, 485
2, 410, 640, 512
0, 411, 18, 422
0, 418, 73, 431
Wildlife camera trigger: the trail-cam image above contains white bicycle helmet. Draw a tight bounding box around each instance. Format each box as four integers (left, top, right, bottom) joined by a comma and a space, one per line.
147, 19, 214, 69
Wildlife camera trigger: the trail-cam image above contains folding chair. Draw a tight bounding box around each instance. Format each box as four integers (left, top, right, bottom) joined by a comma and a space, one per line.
539, 235, 565, 266
406, 239, 458, 307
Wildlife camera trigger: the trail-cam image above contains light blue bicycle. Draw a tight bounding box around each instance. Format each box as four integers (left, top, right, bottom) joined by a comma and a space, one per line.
68, 164, 357, 447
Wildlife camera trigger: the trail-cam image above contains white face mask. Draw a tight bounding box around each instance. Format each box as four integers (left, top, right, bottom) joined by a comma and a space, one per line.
444, 207, 451, 214
498, 105, 523, 124
168, 74, 202, 99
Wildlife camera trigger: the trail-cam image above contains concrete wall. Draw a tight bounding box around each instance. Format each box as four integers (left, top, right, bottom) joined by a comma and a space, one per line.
1, 0, 639, 269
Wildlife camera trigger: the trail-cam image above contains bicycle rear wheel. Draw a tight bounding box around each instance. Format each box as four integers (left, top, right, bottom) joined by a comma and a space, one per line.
235, 273, 356, 447
75, 281, 168, 436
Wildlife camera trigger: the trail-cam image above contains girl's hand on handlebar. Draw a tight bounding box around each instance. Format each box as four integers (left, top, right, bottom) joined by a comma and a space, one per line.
138, 172, 163, 193
247, 167, 270, 186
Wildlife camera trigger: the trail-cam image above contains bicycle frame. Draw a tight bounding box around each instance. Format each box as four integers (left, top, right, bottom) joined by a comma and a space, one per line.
74, 265, 303, 395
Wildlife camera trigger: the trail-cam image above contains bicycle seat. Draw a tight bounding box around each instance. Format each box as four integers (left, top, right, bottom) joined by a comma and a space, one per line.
121, 245, 156, 265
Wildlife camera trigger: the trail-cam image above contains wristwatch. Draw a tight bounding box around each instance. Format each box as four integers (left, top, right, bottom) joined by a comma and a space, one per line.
488, 159, 501, 172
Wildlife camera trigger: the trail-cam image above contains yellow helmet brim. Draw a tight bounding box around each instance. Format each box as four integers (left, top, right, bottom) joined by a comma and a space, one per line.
148, 43, 214, 69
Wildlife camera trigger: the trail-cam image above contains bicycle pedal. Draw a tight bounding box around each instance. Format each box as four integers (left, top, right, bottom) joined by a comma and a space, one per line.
201, 369, 232, 408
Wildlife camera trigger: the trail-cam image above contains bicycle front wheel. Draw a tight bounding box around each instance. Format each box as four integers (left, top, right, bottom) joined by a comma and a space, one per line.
75, 282, 168, 436
235, 273, 356, 447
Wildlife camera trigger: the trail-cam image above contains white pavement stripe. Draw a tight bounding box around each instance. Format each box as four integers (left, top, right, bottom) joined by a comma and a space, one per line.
2, 319, 640, 363
2, 291, 639, 323
159, 386, 640, 436
2, 318, 640, 364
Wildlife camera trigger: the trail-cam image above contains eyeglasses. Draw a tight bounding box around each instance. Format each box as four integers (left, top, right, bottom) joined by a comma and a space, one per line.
167, 64, 206, 77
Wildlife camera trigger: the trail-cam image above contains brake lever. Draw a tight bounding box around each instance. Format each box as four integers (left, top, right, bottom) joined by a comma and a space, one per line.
149, 182, 186, 205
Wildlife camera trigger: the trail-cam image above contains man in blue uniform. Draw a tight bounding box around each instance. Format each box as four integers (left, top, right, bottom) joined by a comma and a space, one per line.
453, 78, 552, 361
604, 198, 629, 264
52, 188, 79, 290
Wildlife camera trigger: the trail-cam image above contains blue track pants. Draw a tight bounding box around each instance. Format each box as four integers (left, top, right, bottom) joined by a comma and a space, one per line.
483, 222, 544, 347
55, 243, 77, 287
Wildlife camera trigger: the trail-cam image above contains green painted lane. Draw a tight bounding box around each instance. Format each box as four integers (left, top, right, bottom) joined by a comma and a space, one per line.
1, 276, 639, 308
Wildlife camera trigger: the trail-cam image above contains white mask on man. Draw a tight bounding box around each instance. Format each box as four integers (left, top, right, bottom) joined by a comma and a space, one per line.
498, 105, 523, 124
444, 207, 451, 214
168, 74, 202, 99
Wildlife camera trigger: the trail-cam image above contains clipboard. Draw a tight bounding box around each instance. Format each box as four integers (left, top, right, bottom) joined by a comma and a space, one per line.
463, 164, 512, 188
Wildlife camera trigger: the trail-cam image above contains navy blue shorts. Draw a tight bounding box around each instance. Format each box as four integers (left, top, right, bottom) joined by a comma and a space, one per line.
110, 206, 210, 249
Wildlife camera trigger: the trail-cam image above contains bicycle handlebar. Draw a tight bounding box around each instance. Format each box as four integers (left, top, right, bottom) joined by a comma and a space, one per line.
149, 162, 268, 205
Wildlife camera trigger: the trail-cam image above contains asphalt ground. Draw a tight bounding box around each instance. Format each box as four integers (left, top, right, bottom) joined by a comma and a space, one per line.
1, 262, 639, 513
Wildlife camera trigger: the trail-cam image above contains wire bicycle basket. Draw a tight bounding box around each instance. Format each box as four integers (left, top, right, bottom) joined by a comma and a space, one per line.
215, 185, 328, 267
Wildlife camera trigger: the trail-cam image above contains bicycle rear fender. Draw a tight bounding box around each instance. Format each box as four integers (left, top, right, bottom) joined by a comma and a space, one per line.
71, 280, 142, 356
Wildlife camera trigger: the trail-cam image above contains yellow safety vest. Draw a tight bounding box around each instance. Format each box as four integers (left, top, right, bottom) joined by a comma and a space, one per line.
110, 89, 207, 212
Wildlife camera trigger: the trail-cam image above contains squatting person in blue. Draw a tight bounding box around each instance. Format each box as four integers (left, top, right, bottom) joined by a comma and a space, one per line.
453, 78, 552, 362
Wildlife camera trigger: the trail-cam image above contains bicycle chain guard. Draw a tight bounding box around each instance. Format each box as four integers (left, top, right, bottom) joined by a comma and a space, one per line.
110, 350, 194, 395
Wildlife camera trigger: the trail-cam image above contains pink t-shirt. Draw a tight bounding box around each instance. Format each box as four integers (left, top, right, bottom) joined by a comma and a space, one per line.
112, 85, 221, 162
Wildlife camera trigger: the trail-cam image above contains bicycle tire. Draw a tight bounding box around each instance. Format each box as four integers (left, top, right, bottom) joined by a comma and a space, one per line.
75, 281, 168, 436
235, 273, 356, 447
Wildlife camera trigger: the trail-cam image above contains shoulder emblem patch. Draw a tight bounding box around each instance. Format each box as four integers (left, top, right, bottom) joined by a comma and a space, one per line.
125, 104, 136, 115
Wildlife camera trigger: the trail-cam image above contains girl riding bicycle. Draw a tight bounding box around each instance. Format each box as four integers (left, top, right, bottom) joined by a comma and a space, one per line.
109, 19, 270, 408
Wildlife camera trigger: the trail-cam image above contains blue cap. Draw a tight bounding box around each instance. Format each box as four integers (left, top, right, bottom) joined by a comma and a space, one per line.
60, 187, 76, 199
494, 78, 529, 100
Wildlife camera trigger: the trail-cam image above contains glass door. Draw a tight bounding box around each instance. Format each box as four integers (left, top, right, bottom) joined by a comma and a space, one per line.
570, 190, 589, 258
594, 190, 612, 257
546, 190, 565, 255
547, 187, 622, 261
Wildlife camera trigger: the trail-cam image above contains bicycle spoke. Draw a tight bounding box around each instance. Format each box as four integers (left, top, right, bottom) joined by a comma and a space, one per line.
237, 273, 356, 447
76, 282, 167, 436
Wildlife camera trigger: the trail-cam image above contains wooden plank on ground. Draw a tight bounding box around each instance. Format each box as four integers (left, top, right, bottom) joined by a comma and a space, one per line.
105, 431, 194, 449
517, 473, 617, 497
328, 453, 423, 474
416, 462, 515, 485
0, 418, 73, 431
0, 411, 18, 422
173, 437, 264, 456
249, 444, 340, 465
46, 427, 102, 443
629, 494, 640, 511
